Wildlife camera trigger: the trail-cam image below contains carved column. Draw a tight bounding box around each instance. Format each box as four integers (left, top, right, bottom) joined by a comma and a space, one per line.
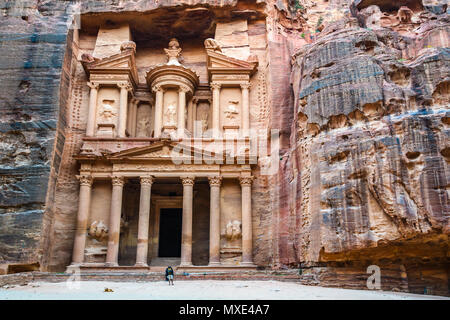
192, 98, 198, 136
178, 86, 188, 138
86, 82, 99, 137
153, 85, 164, 138
105, 176, 125, 266
187, 99, 193, 133
135, 176, 154, 267
117, 82, 131, 138
210, 82, 221, 137
239, 176, 254, 265
131, 99, 139, 137
180, 176, 195, 266
240, 82, 251, 136
208, 176, 222, 266
71, 175, 93, 264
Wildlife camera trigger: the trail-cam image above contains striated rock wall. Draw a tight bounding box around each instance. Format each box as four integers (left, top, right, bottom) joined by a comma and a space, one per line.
289, 1, 449, 295
0, 0, 448, 295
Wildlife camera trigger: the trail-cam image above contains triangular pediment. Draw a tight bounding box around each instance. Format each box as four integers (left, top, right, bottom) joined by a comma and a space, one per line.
206, 50, 257, 76
107, 141, 225, 162
82, 50, 138, 85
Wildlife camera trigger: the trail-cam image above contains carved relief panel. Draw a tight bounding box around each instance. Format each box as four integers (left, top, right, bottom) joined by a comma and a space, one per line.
196, 101, 211, 135
96, 87, 120, 137
220, 88, 241, 129
163, 89, 178, 128
136, 103, 153, 137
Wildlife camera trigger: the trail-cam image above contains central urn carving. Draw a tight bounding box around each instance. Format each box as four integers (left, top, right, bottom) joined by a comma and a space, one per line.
146, 39, 199, 138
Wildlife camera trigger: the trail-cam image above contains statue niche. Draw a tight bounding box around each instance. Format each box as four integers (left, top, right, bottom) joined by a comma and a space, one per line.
136, 103, 153, 137
164, 101, 177, 126
196, 102, 210, 134
97, 98, 118, 137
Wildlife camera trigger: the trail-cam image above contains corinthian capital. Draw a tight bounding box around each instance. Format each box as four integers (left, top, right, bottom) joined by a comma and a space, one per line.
239, 176, 254, 186
208, 176, 222, 187
240, 82, 251, 90
152, 84, 164, 93
77, 175, 93, 186
181, 176, 195, 186
210, 82, 221, 90
140, 176, 155, 186
179, 85, 190, 93
111, 175, 125, 186
117, 82, 132, 91
87, 82, 99, 90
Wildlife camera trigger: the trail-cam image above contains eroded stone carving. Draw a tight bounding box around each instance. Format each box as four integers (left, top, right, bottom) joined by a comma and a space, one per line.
225, 101, 239, 119
164, 38, 182, 66
225, 220, 242, 241
88, 221, 108, 241
164, 102, 177, 126
99, 99, 117, 122
204, 38, 222, 52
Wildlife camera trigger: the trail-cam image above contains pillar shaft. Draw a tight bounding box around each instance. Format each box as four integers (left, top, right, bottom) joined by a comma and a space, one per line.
118, 83, 130, 138
153, 86, 164, 138
71, 175, 93, 264
240, 176, 254, 265
178, 87, 187, 137
135, 176, 154, 267
208, 176, 222, 265
241, 83, 250, 135
86, 82, 98, 137
192, 99, 198, 137
180, 176, 194, 266
105, 176, 125, 266
211, 82, 221, 137
131, 100, 138, 137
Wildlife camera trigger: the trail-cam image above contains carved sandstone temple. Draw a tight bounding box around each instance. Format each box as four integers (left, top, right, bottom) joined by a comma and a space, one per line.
68, 23, 263, 271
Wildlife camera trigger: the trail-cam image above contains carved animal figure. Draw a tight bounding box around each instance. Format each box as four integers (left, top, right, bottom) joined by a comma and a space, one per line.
88, 221, 108, 241
225, 220, 242, 241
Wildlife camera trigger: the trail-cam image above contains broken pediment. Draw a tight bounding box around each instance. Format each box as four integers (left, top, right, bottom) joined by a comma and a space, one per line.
82, 42, 139, 87
204, 38, 258, 81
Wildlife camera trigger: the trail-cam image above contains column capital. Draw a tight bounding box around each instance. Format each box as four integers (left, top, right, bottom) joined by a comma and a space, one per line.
130, 97, 139, 105
208, 176, 222, 187
240, 82, 251, 90
140, 176, 155, 186
181, 176, 195, 186
152, 84, 164, 93
87, 81, 99, 90
111, 175, 125, 186
77, 175, 93, 186
179, 85, 190, 93
117, 82, 132, 92
192, 97, 199, 104
210, 82, 221, 90
239, 176, 254, 186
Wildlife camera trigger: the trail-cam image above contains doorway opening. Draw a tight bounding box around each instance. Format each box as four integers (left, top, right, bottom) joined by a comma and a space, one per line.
158, 208, 182, 257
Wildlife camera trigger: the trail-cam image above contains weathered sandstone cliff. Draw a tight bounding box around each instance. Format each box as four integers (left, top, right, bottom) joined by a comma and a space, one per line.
0, 0, 448, 295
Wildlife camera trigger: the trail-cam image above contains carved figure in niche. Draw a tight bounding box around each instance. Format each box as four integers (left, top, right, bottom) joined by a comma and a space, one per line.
137, 117, 150, 137
165, 102, 177, 126
164, 38, 182, 65
225, 220, 242, 241
198, 107, 209, 133
225, 101, 239, 119
88, 221, 108, 241
204, 38, 222, 52
99, 99, 116, 122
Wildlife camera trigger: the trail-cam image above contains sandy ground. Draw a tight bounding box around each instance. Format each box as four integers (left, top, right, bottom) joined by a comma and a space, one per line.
0, 280, 448, 300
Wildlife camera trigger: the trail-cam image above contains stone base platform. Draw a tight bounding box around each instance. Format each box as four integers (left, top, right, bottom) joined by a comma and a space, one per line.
0, 270, 301, 287
66, 263, 258, 274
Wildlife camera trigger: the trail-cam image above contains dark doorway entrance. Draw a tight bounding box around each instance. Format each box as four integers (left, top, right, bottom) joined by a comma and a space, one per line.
158, 208, 182, 257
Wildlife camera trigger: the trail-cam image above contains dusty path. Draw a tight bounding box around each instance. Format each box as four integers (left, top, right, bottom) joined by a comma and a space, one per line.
0, 280, 448, 300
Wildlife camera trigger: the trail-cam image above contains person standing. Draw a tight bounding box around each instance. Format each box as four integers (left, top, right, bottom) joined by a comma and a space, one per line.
165, 266, 174, 285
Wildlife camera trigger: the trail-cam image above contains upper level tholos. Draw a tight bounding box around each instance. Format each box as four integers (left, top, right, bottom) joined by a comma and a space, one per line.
78, 22, 258, 146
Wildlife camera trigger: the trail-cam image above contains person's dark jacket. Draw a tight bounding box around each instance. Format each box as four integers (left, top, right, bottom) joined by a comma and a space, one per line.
165, 267, 174, 281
